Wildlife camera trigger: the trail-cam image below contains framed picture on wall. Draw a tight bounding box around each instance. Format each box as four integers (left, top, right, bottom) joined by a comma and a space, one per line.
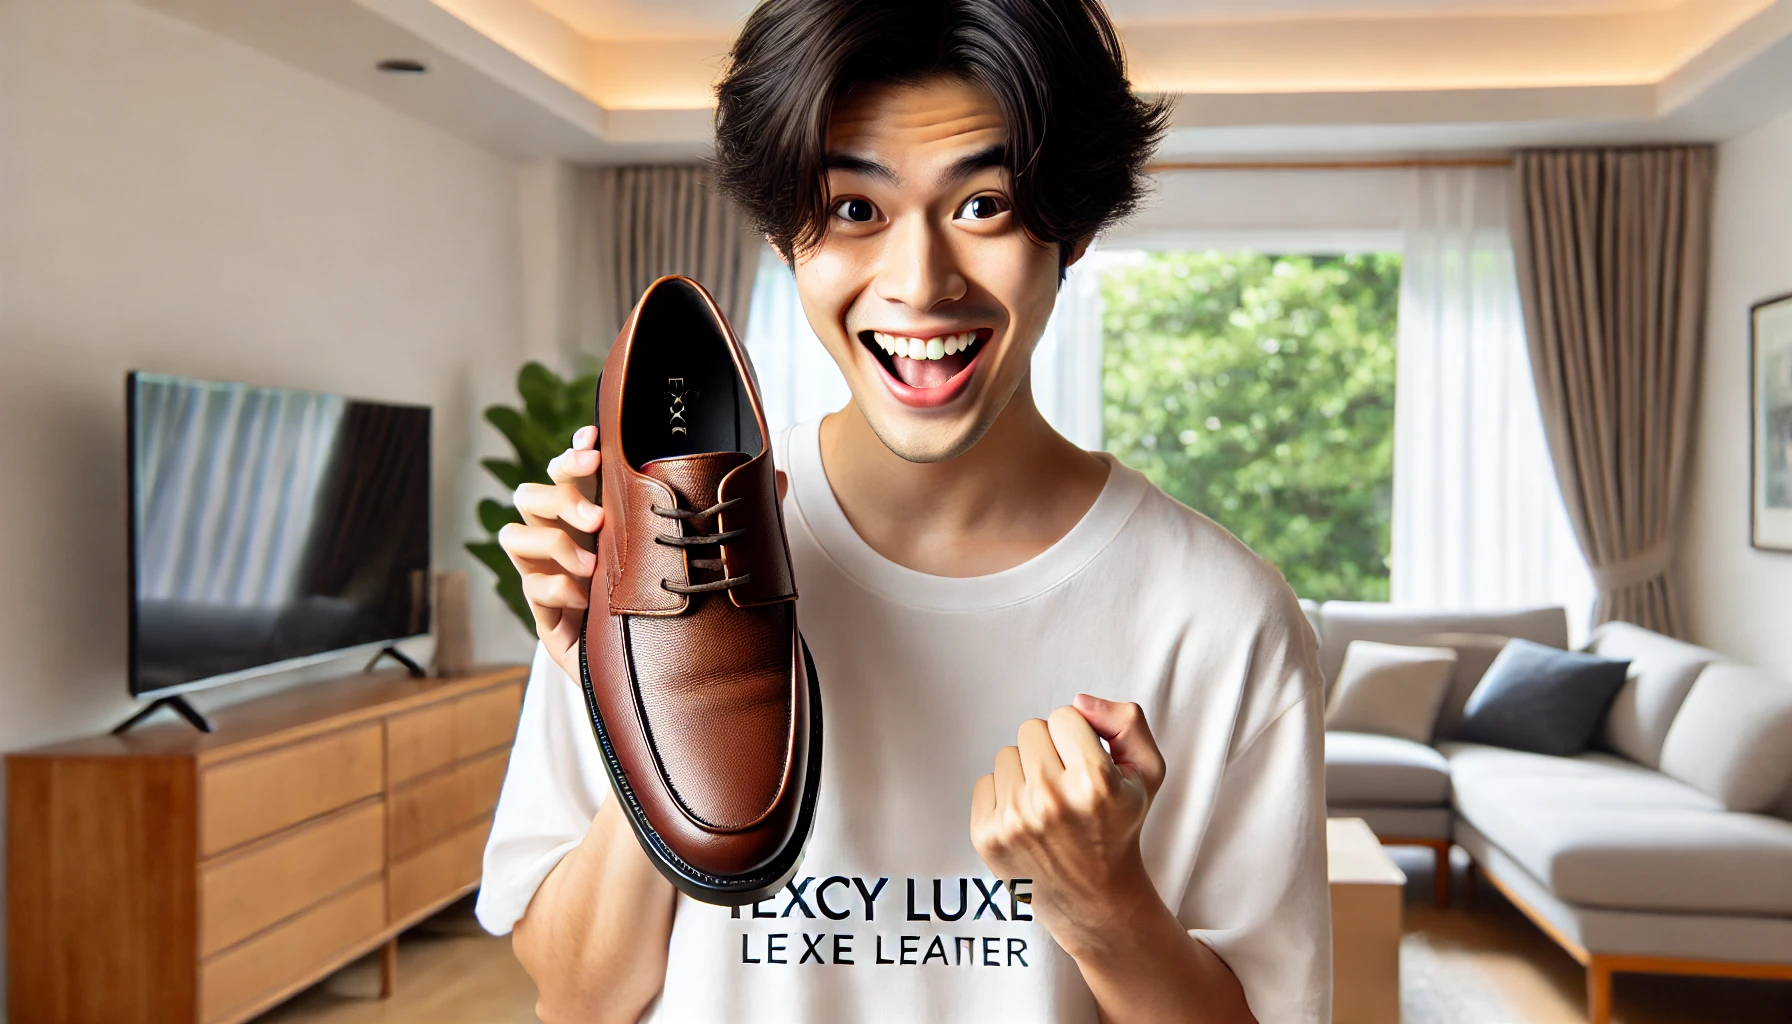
1755, 292, 1792, 552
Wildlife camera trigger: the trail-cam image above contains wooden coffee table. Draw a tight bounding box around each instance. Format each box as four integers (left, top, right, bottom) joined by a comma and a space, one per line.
1329, 817, 1407, 1024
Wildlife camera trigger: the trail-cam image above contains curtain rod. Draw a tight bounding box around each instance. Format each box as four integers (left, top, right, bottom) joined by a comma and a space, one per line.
1147, 157, 1510, 172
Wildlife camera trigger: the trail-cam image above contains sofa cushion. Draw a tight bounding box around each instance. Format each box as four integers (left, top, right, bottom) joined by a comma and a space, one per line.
1443, 742, 1792, 915
1298, 598, 1322, 643
1588, 621, 1721, 768
1325, 641, 1458, 743
1325, 731, 1452, 806
1454, 819, 1792, 963
1421, 632, 1512, 741
1313, 602, 1569, 690
1456, 640, 1630, 756
1659, 663, 1792, 813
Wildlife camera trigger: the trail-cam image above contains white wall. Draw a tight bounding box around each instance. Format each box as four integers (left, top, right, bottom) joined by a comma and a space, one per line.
1682, 105, 1792, 679
0, 0, 537, 1009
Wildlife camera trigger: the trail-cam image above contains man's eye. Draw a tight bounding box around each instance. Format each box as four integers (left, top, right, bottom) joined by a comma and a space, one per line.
957, 195, 1009, 221
834, 198, 876, 223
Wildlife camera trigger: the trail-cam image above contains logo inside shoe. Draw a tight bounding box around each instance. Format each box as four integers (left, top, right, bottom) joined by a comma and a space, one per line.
666, 378, 698, 436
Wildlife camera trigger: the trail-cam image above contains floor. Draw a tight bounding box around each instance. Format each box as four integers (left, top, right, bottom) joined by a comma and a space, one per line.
258, 852, 1792, 1024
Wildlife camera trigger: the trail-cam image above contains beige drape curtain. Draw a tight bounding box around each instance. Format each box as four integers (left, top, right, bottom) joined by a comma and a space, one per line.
573, 165, 764, 358
1510, 147, 1714, 636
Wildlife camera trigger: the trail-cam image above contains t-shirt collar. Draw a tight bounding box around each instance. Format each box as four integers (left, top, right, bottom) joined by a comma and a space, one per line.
783, 417, 1148, 612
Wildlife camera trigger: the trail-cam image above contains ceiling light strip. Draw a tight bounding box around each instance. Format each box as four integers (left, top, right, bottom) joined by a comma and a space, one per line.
1148, 157, 1511, 172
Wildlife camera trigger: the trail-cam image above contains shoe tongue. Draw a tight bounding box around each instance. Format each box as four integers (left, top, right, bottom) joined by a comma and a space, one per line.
640, 451, 752, 510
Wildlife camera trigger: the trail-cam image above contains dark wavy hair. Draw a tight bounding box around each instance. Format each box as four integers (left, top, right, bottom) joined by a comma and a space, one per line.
712, 0, 1169, 268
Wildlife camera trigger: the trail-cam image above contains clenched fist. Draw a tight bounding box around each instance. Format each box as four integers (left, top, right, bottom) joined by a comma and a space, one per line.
969, 695, 1168, 962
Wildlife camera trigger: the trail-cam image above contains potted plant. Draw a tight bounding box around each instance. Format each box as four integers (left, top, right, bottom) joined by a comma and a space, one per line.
468, 361, 598, 630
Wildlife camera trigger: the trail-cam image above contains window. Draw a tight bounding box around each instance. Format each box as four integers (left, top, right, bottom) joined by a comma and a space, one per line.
1098, 251, 1402, 601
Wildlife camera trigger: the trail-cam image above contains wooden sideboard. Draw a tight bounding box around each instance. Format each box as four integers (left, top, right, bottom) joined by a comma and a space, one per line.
6, 664, 528, 1024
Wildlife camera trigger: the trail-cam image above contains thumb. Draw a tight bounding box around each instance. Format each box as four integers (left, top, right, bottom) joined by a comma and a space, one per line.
1072, 694, 1166, 797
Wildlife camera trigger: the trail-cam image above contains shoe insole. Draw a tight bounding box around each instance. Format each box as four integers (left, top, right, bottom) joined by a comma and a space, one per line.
621, 281, 762, 467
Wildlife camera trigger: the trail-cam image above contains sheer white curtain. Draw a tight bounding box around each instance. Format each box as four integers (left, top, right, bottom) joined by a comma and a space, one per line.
1391, 167, 1594, 637
742, 244, 1107, 446
742, 247, 850, 431
1031, 255, 1107, 450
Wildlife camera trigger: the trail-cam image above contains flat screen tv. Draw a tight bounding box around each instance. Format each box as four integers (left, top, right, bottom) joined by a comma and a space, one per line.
127, 372, 431, 698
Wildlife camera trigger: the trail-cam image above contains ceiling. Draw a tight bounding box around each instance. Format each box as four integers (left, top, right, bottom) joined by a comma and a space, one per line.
132, 0, 1792, 163
528, 0, 1702, 41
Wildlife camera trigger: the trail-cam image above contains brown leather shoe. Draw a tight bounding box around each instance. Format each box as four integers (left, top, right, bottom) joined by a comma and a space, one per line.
580, 275, 820, 906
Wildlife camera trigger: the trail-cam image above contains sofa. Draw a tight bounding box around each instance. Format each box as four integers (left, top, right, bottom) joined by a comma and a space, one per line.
1308, 601, 1792, 1024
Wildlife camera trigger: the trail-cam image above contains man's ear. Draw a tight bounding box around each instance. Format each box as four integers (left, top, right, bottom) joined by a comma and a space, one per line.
1064, 236, 1094, 269
767, 234, 793, 270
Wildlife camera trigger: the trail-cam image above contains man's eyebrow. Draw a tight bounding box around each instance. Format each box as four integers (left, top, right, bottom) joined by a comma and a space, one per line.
824, 153, 898, 184
937, 144, 1007, 189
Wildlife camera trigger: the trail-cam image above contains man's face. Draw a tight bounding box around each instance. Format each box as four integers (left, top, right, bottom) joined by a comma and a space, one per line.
790, 76, 1066, 463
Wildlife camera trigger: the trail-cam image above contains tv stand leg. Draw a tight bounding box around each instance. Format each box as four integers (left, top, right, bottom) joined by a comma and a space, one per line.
365, 645, 426, 678
112, 694, 215, 735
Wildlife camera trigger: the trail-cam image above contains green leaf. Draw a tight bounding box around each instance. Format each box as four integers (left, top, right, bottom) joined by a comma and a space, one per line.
477, 498, 523, 534
484, 405, 531, 462
467, 539, 511, 576
470, 360, 606, 631
562, 374, 599, 434
517, 361, 564, 427
467, 541, 533, 632
481, 457, 533, 492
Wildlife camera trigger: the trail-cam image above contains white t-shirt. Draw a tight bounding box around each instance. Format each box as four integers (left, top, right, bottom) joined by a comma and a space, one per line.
478, 418, 1331, 1023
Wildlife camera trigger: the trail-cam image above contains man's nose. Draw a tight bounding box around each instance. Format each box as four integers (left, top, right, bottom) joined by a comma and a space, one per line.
873, 214, 967, 312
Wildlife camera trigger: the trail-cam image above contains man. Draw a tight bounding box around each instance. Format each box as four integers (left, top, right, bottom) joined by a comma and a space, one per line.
477, 1, 1330, 1021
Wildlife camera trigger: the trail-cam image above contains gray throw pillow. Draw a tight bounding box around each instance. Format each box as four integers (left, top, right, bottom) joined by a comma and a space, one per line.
1421, 632, 1512, 741
1455, 639, 1630, 757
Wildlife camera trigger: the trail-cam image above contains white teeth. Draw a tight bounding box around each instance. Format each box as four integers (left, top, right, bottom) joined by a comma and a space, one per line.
873, 330, 980, 361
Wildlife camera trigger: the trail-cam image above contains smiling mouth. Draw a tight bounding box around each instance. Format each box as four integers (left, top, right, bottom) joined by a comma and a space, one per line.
859, 329, 991, 390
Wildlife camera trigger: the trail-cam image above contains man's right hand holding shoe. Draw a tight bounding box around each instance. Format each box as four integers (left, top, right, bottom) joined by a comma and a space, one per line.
495, 424, 677, 1024
500, 424, 603, 684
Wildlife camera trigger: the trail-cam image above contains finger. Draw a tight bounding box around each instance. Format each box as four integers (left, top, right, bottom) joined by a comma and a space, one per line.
515, 481, 603, 534
1046, 704, 1113, 779
992, 745, 1025, 808
971, 774, 996, 823
572, 425, 596, 450
526, 589, 563, 639
1072, 695, 1167, 796
1016, 718, 1064, 783
547, 446, 600, 486
539, 602, 582, 657
969, 774, 1001, 868
499, 523, 596, 577
522, 570, 589, 612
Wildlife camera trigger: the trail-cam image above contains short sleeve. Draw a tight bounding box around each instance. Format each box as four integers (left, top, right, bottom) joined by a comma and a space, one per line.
475, 643, 612, 935
1179, 695, 1332, 1023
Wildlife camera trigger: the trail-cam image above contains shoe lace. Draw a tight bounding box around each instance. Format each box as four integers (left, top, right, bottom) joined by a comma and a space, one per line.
652, 497, 754, 595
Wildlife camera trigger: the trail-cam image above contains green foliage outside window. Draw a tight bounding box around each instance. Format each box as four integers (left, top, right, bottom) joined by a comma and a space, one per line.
1100, 252, 1401, 601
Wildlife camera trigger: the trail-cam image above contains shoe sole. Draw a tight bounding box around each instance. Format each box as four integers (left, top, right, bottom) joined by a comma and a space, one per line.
578, 624, 823, 907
